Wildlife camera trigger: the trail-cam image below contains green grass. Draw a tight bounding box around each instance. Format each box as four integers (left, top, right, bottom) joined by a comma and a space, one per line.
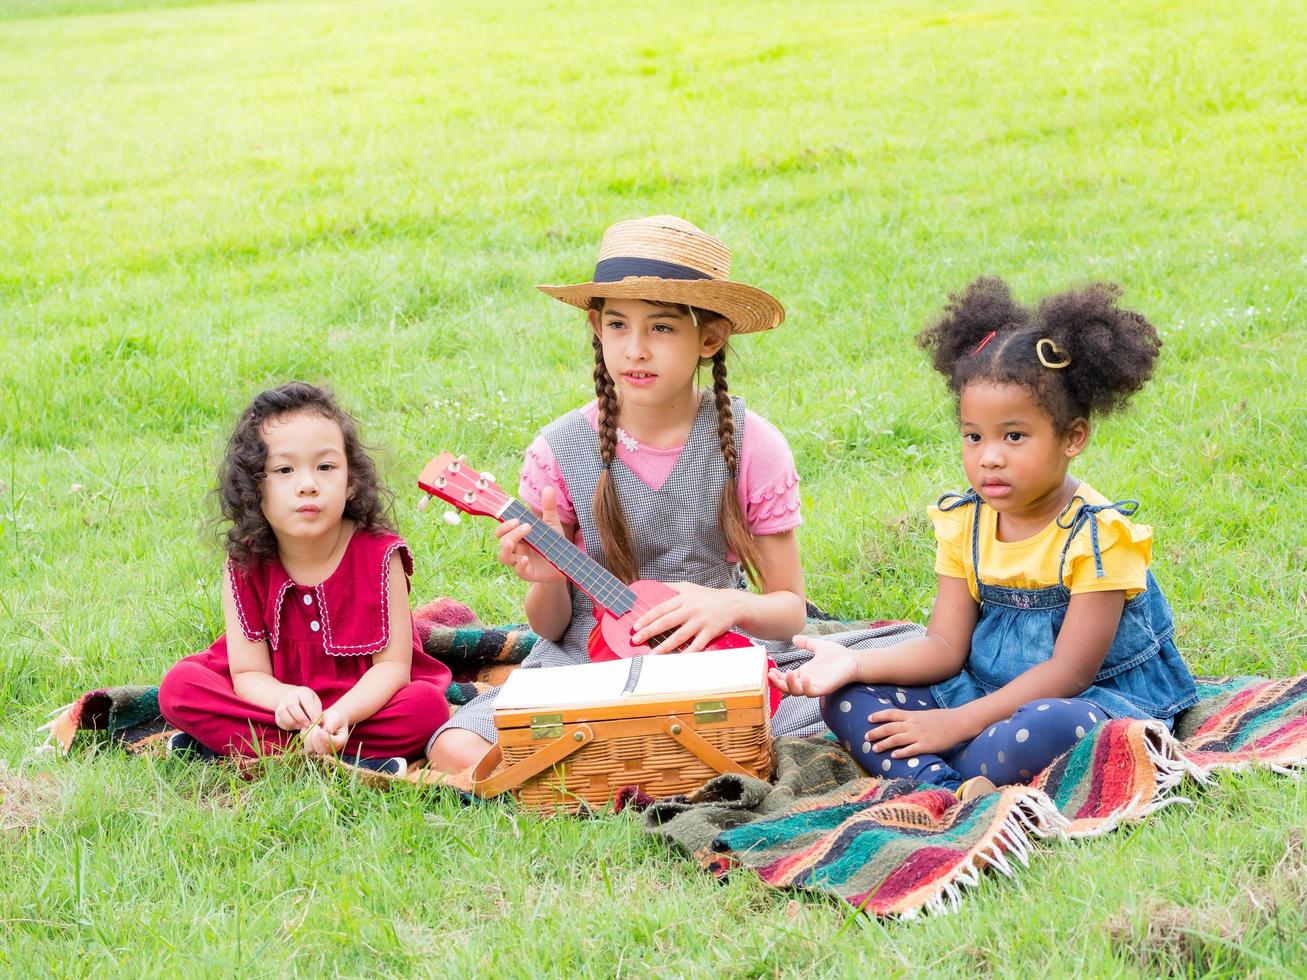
2, 0, 1304, 973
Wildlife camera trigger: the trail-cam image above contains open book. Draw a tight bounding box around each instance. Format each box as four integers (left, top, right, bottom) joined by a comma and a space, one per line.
492, 645, 769, 712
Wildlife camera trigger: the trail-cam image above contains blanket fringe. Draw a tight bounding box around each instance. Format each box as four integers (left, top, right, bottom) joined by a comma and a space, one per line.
31, 716, 65, 757
912, 788, 1067, 918
1060, 722, 1202, 839
1140, 720, 1206, 815
1195, 757, 1305, 778
34, 701, 78, 736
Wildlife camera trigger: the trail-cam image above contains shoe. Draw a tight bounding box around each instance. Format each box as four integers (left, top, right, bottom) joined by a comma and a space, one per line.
955, 775, 997, 801
167, 731, 221, 762
344, 755, 407, 778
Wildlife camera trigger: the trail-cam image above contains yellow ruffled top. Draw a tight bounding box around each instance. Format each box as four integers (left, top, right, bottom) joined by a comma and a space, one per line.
928, 481, 1153, 602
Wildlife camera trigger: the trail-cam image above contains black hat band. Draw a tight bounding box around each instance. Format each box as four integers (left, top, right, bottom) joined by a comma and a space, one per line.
593, 257, 713, 283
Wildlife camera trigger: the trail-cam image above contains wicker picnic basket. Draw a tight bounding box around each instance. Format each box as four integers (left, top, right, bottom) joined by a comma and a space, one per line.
471, 689, 773, 812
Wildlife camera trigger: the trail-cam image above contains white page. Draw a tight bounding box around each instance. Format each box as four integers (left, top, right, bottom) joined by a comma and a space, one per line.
492, 656, 633, 711
630, 645, 767, 700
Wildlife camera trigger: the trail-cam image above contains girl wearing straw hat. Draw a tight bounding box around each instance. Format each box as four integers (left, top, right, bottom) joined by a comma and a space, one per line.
427, 216, 921, 773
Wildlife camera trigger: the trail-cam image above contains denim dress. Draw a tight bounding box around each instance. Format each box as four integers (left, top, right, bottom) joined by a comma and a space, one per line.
930, 490, 1197, 722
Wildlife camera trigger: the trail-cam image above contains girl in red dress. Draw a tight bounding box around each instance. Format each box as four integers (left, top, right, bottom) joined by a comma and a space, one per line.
159, 382, 451, 775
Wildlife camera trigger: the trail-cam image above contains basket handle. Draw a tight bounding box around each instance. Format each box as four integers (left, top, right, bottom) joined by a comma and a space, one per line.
473, 723, 595, 798
663, 716, 750, 777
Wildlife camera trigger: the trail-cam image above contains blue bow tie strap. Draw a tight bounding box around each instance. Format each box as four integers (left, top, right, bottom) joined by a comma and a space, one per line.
1056, 496, 1141, 582
936, 489, 982, 512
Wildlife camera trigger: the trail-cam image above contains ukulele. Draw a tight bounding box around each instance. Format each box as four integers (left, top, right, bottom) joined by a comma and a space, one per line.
418, 452, 768, 667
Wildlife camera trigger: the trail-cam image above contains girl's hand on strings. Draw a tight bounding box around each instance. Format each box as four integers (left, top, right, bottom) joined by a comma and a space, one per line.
274, 685, 322, 731
767, 635, 859, 696
866, 706, 972, 759
632, 583, 741, 654
495, 487, 567, 585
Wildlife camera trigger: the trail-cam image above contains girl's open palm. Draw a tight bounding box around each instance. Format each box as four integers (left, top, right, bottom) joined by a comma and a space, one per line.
767, 635, 859, 696
495, 487, 567, 585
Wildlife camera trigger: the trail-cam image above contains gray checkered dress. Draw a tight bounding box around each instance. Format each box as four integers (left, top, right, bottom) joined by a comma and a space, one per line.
434, 393, 924, 747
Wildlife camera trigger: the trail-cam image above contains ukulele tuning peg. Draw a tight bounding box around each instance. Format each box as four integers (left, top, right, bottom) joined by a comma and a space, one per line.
480, 472, 496, 485
417, 496, 431, 512
442, 510, 461, 526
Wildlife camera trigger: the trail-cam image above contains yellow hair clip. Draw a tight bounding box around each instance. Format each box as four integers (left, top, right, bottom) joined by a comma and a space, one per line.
1036, 338, 1071, 369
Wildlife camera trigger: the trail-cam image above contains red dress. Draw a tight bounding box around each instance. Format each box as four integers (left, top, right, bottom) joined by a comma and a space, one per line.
159, 530, 451, 759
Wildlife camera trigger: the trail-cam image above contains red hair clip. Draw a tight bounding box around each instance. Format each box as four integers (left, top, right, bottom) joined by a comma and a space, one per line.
971, 331, 997, 355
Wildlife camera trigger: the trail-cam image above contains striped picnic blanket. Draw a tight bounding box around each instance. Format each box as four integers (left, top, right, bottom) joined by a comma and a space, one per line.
639, 676, 1307, 917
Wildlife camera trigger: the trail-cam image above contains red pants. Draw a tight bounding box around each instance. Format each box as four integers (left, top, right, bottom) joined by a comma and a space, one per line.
159, 659, 449, 760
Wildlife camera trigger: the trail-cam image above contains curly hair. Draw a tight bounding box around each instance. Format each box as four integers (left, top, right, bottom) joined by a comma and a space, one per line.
218, 382, 395, 567
587, 298, 764, 586
915, 276, 1162, 432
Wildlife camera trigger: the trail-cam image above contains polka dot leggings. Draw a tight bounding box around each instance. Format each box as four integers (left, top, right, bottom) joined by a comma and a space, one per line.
820, 684, 1104, 790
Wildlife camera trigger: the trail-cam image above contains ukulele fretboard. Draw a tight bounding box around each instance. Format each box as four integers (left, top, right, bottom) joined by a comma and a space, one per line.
500, 499, 637, 615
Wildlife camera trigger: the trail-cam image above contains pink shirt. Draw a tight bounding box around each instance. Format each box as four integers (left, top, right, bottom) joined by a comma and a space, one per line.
518, 401, 801, 545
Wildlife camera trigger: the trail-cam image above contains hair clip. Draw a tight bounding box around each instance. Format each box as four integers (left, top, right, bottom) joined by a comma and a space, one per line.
1036, 338, 1071, 369
971, 331, 997, 355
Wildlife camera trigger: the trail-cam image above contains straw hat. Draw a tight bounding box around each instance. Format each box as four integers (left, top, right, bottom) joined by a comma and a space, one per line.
537, 216, 785, 333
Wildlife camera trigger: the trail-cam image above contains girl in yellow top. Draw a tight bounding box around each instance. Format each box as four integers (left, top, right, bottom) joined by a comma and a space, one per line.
770, 277, 1196, 796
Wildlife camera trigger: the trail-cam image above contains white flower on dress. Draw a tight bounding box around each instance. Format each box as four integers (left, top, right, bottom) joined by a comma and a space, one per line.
616, 427, 640, 452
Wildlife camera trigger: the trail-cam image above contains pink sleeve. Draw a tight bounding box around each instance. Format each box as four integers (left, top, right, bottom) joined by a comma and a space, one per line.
518, 435, 578, 528
736, 411, 801, 535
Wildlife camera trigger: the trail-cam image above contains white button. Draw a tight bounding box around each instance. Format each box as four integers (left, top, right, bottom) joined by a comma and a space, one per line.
303, 594, 313, 606
310, 621, 320, 632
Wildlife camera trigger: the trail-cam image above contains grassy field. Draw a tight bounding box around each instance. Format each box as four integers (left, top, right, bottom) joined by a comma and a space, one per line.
2, 0, 1304, 973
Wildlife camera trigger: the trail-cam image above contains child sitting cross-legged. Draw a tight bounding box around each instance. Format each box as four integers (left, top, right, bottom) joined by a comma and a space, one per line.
770, 277, 1197, 798
159, 382, 452, 776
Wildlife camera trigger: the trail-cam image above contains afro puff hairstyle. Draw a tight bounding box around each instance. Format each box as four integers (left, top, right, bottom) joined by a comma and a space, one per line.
915, 276, 1162, 433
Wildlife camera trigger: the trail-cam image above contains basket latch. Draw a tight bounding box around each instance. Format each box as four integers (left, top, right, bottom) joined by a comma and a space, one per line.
693, 700, 727, 724
530, 713, 564, 739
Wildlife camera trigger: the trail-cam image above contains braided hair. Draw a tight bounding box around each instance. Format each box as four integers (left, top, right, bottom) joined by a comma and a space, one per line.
710, 347, 764, 587
589, 301, 764, 586
591, 330, 639, 583
916, 276, 1162, 433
